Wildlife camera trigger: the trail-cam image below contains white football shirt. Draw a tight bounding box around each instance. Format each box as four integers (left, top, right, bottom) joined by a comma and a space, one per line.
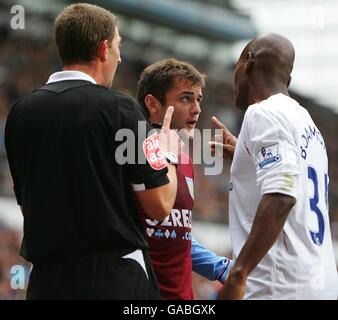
229, 93, 338, 299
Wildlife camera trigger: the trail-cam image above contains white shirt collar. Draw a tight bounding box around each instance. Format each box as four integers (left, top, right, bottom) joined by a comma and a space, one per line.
46, 70, 97, 84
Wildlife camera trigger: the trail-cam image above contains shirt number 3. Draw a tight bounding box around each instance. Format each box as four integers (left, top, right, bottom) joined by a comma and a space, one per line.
308, 166, 328, 246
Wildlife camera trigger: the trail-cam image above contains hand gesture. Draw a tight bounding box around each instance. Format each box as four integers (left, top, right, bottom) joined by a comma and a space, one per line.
209, 116, 237, 160
159, 106, 182, 158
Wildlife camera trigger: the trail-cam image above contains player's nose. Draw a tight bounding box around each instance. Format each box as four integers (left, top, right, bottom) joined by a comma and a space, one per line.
191, 100, 201, 115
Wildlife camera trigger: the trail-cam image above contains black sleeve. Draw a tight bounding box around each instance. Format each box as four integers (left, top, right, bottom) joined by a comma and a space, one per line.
116, 94, 169, 190
5, 103, 23, 205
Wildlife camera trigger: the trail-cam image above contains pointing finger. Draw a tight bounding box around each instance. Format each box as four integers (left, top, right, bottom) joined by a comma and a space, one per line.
211, 116, 230, 134
162, 106, 174, 131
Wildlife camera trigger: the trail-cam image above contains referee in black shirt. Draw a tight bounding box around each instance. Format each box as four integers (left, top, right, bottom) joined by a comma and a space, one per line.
5, 3, 179, 299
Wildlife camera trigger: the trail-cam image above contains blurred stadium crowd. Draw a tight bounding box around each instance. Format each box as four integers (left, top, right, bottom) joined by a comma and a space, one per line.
0, 9, 338, 299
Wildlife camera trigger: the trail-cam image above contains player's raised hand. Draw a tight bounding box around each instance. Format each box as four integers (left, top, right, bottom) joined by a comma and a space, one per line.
159, 106, 182, 158
209, 116, 237, 160
161, 106, 174, 132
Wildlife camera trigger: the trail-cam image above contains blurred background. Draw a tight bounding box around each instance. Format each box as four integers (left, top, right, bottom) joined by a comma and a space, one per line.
0, 0, 337, 299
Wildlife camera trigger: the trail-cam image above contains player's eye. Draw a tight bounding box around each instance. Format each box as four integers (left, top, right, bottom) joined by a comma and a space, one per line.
181, 96, 191, 103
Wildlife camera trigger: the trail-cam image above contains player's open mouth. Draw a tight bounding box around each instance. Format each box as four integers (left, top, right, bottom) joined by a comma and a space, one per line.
186, 120, 197, 128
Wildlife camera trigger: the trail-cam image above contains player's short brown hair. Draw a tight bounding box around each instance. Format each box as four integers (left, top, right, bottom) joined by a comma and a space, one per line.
137, 58, 205, 116
54, 3, 117, 64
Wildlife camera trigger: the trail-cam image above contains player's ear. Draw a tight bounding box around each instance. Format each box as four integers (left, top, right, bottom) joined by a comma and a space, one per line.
287, 75, 292, 87
245, 51, 254, 74
97, 39, 109, 62
144, 94, 161, 115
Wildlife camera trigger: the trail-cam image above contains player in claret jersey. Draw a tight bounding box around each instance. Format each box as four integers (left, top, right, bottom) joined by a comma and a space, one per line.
213, 33, 338, 300
136, 58, 233, 300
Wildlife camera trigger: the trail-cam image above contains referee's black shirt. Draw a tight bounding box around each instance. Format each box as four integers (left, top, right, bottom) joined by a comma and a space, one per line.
5, 79, 169, 263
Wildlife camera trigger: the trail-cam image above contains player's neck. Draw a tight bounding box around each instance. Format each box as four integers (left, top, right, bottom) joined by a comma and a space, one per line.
250, 81, 289, 104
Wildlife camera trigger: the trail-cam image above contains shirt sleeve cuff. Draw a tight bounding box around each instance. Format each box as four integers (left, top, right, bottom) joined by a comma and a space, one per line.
217, 259, 234, 283
132, 173, 170, 191
261, 173, 298, 199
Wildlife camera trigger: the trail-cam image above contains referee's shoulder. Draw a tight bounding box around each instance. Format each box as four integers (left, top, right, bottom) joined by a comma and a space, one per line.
5, 91, 35, 136
99, 87, 141, 112
10, 89, 36, 109
6, 89, 37, 122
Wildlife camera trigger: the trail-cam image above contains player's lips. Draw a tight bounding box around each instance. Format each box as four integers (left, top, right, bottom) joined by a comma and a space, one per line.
186, 120, 198, 128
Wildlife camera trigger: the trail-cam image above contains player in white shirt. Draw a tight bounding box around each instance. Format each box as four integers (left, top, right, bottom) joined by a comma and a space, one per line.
212, 33, 338, 299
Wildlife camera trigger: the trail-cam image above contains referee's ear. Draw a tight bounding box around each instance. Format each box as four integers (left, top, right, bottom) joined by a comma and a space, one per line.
97, 39, 109, 62
144, 94, 161, 117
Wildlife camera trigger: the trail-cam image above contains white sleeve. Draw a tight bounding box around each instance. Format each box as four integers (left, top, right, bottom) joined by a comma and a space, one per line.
244, 106, 300, 199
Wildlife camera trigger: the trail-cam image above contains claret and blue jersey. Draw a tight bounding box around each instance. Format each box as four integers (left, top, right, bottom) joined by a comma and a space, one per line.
139, 152, 232, 300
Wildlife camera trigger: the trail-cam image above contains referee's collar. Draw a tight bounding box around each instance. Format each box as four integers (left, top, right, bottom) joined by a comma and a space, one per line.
46, 70, 97, 85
